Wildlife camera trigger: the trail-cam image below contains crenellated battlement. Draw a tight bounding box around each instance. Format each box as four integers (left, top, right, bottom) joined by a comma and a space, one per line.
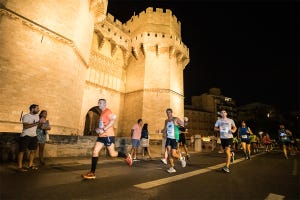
129, 32, 188, 52
94, 8, 187, 59
105, 13, 129, 32
127, 7, 180, 27
125, 7, 181, 41
94, 13, 130, 50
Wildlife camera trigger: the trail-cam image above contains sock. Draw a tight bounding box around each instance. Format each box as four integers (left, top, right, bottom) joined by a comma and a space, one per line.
91, 157, 98, 173
117, 151, 126, 158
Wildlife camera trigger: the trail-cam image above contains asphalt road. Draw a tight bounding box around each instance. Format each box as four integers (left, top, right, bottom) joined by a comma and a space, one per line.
1, 150, 299, 200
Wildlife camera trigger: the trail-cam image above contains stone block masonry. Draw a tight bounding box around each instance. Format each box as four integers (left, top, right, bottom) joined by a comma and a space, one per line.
0, 133, 133, 162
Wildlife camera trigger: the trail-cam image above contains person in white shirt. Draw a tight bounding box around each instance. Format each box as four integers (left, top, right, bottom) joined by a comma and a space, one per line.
214, 109, 237, 173
18, 104, 40, 172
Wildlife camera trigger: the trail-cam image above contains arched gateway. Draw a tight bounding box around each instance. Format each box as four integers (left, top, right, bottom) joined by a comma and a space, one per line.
83, 106, 101, 136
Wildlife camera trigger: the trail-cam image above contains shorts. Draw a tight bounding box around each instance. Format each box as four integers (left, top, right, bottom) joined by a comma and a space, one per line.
97, 136, 115, 146
19, 135, 38, 152
165, 138, 178, 150
279, 136, 290, 144
132, 139, 140, 148
178, 133, 186, 145
241, 139, 250, 144
221, 138, 233, 149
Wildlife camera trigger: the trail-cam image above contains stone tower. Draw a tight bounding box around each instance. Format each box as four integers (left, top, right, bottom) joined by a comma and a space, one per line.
122, 8, 189, 137
0, 0, 108, 134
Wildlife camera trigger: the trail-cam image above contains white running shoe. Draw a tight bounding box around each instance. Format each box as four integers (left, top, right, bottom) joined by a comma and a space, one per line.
161, 158, 167, 165
180, 156, 186, 168
167, 167, 176, 173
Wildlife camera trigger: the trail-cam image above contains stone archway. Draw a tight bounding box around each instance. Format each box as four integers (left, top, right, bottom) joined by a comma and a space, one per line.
83, 106, 101, 136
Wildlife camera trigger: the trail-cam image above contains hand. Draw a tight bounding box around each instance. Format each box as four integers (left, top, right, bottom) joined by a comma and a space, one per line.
39, 118, 46, 123
96, 128, 105, 135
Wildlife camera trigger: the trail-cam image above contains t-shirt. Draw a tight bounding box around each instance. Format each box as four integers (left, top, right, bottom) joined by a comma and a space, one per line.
131, 124, 142, 140
215, 118, 235, 139
21, 113, 39, 137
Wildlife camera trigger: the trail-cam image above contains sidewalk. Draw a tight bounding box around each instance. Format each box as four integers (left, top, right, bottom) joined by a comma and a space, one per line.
0, 144, 200, 169
45, 144, 198, 166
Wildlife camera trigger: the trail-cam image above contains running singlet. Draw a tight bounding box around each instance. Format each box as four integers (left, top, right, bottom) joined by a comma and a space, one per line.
239, 127, 250, 140
250, 134, 256, 143
166, 120, 179, 140
174, 125, 180, 141
99, 108, 114, 137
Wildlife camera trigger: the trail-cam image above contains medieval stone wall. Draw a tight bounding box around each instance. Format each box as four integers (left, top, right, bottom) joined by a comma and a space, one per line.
0, 1, 189, 141
0, 0, 106, 135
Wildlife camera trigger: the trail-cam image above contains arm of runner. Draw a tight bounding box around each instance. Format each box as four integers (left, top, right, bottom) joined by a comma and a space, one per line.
248, 127, 253, 135
101, 113, 116, 133
161, 120, 167, 138
231, 124, 237, 133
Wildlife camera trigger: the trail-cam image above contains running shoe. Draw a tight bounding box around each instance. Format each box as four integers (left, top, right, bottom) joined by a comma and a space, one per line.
161, 158, 167, 165
82, 172, 96, 179
125, 153, 133, 166
222, 166, 230, 173
167, 167, 176, 173
230, 152, 235, 163
180, 156, 186, 168
27, 165, 38, 170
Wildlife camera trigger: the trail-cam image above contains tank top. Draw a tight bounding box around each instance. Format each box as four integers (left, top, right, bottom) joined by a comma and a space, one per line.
166, 119, 180, 140
167, 121, 175, 139
239, 127, 250, 140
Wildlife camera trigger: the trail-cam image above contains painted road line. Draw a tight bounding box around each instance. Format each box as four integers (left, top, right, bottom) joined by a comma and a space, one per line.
134, 152, 265, 189
264, 193, 285, 200
292, 159, 298, 176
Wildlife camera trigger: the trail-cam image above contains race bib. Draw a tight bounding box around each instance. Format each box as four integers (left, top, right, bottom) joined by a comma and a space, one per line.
220, 126, 229, 133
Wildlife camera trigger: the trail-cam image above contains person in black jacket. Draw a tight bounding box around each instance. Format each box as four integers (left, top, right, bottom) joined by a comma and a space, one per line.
141, 123, 152, 160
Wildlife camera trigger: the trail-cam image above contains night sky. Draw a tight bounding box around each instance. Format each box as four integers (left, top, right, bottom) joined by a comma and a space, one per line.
107, 0, 299, 112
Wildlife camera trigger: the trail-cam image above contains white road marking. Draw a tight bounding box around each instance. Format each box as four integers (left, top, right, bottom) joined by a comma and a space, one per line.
292, 159, 298, 176
264, 193, 285, 200
134, 152, 265, 189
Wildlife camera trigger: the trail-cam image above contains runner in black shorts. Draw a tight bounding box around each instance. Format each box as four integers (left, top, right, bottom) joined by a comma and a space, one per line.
178, 124, 190, 159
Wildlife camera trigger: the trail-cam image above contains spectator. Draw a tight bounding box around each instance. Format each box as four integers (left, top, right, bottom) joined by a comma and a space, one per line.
141, 123, 152, 160
36, 110, 51, 165
17, 104, 40, 172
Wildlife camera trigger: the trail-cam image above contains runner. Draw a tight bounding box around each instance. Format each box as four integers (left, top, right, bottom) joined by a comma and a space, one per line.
178, 117, 190, 159
214, 109, 237, 173
237, 121, 253, 160
161, 108, 187, 173
82, 99, 132, 180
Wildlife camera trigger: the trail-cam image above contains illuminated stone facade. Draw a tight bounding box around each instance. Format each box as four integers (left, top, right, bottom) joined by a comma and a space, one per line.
0, 1, 189, 139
